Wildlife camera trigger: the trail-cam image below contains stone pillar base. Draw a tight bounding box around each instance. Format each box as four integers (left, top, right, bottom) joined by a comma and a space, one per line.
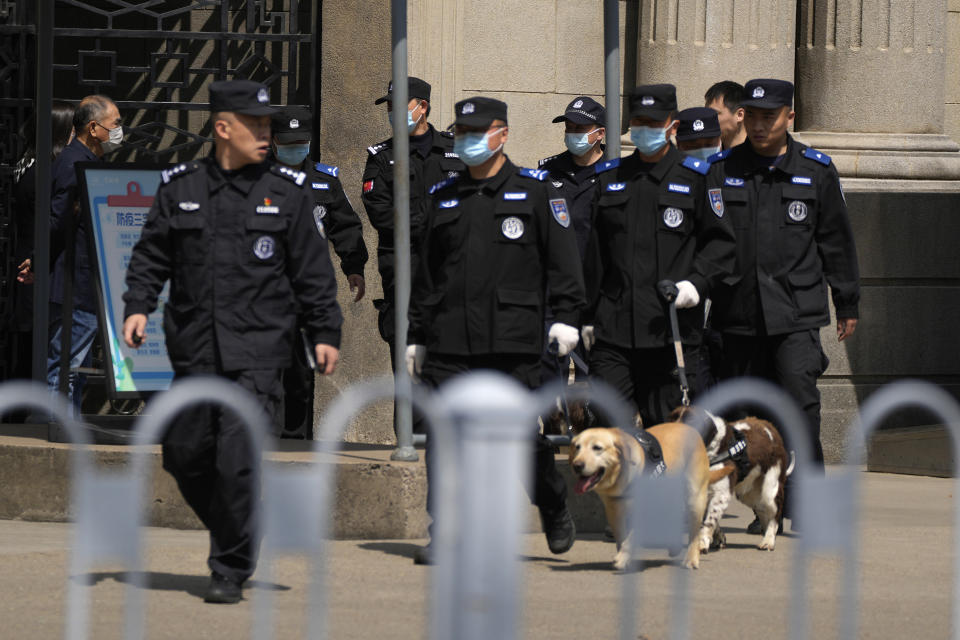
793, 132, 960, 191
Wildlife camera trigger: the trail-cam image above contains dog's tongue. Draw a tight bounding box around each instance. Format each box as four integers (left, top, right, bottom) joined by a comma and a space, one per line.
574, 474, 596, 495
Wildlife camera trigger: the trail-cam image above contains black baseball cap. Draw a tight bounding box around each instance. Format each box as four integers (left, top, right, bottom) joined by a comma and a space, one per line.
453, 97, 508, 128
271, 107, 312, 143
374, 77, 432, 105
740, 79, 794, 109
552, 96, 606, 125
676, 107, 722, 141
629, 84, 677, 120
209, 80, 278, 116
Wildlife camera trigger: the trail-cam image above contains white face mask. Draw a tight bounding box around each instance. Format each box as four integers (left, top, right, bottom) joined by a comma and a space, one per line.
98, 122, 124, 152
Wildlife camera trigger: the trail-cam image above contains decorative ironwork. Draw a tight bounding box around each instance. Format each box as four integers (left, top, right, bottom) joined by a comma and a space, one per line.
0, 1, 317, 381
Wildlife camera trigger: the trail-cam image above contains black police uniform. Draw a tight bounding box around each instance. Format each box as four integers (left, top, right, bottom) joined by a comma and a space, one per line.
282, 159, 368, 437
123, 81, 343, 585
586, 145, 736, 426
361, 77, 465, 435
409, 144, 585, 527
711, 133, 859, 465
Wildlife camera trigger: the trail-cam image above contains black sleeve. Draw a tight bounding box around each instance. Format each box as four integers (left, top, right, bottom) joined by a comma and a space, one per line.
407, 195, 437, 347
539, 183, 586, 327
816, 165, 860, 319
324, 178, 369, 277
689, 165, 737, 298
581, 183, 604, 324
123, 184, 173, 318
286, 184, 344, 348
49, 160, 77, 266
360, 152, 394, 237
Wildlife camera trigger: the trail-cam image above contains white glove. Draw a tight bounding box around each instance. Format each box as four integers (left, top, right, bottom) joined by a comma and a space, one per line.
675, 280, 700, 309
405, 344, 426, 381
581, 325, 595, 352
548, 322, 580, 357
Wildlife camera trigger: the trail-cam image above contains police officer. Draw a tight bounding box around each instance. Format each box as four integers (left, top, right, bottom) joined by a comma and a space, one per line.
583, 84, 736, 427
407, 97, 585, 563
271, 107, 368, 438
362, 76, 464, 435
675, 107, 727, 391
710, 79, 859, 480
122, 80, 343, 603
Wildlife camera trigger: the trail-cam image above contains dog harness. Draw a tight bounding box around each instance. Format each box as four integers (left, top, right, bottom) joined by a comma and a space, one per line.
708, 428, 750, 478
622, 427, 667, 478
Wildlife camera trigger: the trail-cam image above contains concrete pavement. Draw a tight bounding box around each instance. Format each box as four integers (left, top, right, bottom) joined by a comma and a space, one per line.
0, 470, 955, 639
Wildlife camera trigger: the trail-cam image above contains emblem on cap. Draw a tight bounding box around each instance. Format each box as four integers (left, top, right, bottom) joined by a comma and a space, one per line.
572, 99, 583, 109
641, 96, 655, 106
462, 102, 475, 114
257, 88, 269, 103
693, 119, 704, 132
663, 207, 684, 228
752, 86, 765, 98
501, 216, 524, 239
289, 119, 300, 129
253, 236, 275, 260
788, 200, 808, 222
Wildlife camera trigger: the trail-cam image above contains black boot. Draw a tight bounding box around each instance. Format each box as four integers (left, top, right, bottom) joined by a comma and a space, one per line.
539, 505, 576, 554
204, 572, 242, 604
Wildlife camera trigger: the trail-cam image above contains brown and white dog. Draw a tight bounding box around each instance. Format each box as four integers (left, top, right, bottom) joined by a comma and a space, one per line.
569, 423, 710, 571
670, 407, 794, 552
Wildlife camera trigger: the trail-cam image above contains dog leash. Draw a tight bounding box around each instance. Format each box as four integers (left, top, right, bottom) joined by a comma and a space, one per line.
656, 280, 691, 407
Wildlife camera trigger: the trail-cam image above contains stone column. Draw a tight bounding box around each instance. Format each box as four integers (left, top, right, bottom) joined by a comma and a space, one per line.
795, 0, 960, 185
636, 0, 797, 109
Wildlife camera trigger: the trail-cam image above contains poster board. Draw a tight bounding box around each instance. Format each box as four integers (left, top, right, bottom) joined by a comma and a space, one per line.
76, 162, 173, 398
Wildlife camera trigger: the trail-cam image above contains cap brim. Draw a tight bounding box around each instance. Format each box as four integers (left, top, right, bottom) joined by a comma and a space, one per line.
739, 98, 789, 109
630, 107, 673, 120
552, 113, 599, 125
234, 105, 279, 116
374, 94, 391, 105
676, 132, 720, 141
274, 131, 311, 143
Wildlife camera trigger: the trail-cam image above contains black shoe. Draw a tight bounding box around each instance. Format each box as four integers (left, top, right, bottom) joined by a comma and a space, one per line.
204, 572, 242, 604
413, 543, 434, 565
540, 506, 576, 554
746, 517, 763, 535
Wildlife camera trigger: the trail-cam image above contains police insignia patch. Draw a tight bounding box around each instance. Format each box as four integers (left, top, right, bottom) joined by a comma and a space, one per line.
313, 207, 326, 238
550, 198, 570, 228
663, 207, 684, 228
641, 96, 655, 106
253, 236, 275, 259
178, 201, 200, 211
668, 182, 691, 194
503, 192, 527, 200
552, 180, 563, 188
257, 88, 269, 103
462, 102, 475, 114
438, 199, 459, 208
312, 182, 330, 190
607, 182, 626, 191
788, 200, 808, 222
724, 177, 745, 187
708, 188, 724, 217
573, 99, 583, 108
501, 216, 524, 239
752, 86, 765, 98
693, 119, 704, 131
363, 180, 374, 193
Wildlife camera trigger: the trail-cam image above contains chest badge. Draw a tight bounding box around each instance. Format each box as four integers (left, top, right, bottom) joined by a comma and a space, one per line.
550, 198, 570, 228
788, 200, 808, 222
503, 192, 527, 201
438, 199, 459, 209
663, 207, 684, 228
725, 177, 745, 187
708, 188, 724, 217
178, 201, 200, 211
313, 206, 326, 239
501, 216, 525, 239
551, 180, 563, 189
607, 182, 626, 191
253, 236, 275, 260
312, 182, 330, 190
256, 197, 280, 215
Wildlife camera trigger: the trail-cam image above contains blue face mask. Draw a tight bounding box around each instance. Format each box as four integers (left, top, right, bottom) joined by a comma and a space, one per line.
388, 102, 423, 134
454, 128, 503, 166
685, 144, 722, 162
564, 129, 600, 156
274, 142, 310, 166
630, 125, 669, 156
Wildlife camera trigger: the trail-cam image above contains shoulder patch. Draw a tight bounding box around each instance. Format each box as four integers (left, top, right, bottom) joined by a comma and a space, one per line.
595, 157, 620, 174
429, 175, 459, 195
161, 162, 199, 184
804, 147, 832, 166
367, 140, 391, 156
538, 153, 559, 167
708, 149, 731, 163
681, 155, 710, 175
272, 164, 307, 186
314, 162, 339, 178
518, 167, 547, 181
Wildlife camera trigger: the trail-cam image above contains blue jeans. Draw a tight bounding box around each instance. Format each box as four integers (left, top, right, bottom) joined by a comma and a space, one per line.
46, 303, 98, 416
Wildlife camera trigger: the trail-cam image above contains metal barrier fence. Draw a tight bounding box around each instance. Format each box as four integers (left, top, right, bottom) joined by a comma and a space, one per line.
0, 374, 958, 639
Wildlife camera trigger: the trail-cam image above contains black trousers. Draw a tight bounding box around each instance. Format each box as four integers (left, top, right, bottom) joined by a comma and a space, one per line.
589, 341, 699, 428
162, 368, 282, 584
282, 337, 314, 439
375, 298, 428, 436
420, 352, 568, 529
719, 329, 828, 469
